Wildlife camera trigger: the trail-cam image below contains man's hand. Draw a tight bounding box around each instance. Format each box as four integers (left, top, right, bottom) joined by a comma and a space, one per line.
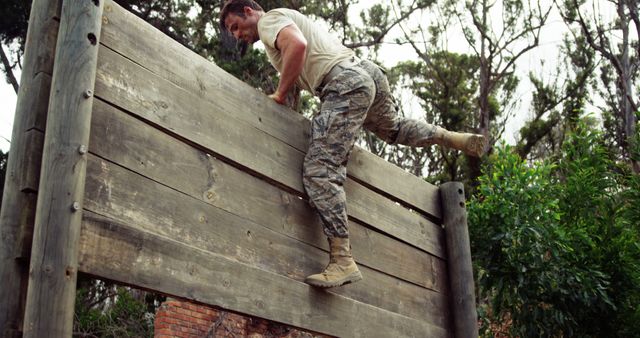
269, 92, 286, 105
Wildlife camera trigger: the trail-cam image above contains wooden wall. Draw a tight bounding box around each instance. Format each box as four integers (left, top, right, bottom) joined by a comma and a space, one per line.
77, 1, 452, 336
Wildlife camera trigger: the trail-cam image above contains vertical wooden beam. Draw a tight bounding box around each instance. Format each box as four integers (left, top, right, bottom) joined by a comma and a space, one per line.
0, 0, 62, 336
22, 0, 104, 336
440, 182, 478, 338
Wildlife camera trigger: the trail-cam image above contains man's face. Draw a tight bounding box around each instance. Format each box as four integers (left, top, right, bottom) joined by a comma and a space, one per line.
225, 8, 260, 44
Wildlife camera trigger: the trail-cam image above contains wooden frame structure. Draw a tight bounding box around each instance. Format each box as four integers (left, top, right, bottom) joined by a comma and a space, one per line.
0, 0, 478, 337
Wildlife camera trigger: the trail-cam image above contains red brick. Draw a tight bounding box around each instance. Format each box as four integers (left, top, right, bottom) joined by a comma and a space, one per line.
193, 317, 209, 326
157, 300, 334, 338
196, 305, 211, 314
204, 308, 218, 316
176, 307, 194, 317
185, 302, 200, 311
155, 323, 171, 330
164, 300, 182, 307
179, 326, 195, 334
191, 310, 212, 320
154, 328, 174, 335
166, 316, 180, 325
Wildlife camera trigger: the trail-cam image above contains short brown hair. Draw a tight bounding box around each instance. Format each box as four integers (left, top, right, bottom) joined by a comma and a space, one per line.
219, 0, 264, 31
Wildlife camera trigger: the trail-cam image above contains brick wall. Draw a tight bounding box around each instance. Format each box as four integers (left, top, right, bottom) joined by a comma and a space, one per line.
154, 299, 330, 338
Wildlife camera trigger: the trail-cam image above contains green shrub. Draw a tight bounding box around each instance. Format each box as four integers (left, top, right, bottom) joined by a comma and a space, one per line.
469, 121, 640, 337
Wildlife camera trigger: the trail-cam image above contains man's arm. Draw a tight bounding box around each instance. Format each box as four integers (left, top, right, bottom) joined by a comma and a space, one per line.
269, 24, 307, 105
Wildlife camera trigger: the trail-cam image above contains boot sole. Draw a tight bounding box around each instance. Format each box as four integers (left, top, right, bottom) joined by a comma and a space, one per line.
305, 272, 363, 288
465, 135, 486, 157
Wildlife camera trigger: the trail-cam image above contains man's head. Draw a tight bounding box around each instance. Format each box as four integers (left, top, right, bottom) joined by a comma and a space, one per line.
219, 0, 264, 44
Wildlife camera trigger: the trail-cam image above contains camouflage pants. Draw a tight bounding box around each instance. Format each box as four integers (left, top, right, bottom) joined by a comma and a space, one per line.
303, 60, 438, 238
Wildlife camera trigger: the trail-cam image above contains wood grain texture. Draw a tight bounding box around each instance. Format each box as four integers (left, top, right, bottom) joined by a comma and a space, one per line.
99, 0, 441, 220
0, 0, 60, 335
89, 99, 448, 293
94, 45, 445, 258
22, 0, 104, 336
441, 183, 478, 338
20, 130, 44, 192
78, 211, 449, 338
23, 72, 53, 132
82, 154, 449, 327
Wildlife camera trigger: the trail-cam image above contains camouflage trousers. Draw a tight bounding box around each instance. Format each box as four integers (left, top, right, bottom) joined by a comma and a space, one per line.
303, 59, 438, 238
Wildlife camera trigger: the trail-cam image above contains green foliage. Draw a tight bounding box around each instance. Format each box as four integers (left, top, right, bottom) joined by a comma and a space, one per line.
515, 32, 598, 160
74, 279, 161, 337
469, 120, 640, 337
469, 144, 610, 337
554, 123, 640, 336
0, 0, 29, 47
368, 51, 481, 182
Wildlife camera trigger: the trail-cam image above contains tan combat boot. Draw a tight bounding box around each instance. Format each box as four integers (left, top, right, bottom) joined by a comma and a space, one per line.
305, 237, 363, 288
435, 127, 487, 157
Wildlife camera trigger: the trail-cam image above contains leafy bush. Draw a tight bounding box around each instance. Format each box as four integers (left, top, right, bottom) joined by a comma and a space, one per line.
469, 121, 640, 337
74, 279, 158, 338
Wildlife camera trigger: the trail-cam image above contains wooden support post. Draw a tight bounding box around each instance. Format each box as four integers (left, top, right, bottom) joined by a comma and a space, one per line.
22, 0, 104, 336
440, 182, 478, 338
0, 0, 62, 336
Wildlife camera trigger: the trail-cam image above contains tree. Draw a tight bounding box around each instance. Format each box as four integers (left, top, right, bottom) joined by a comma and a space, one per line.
73, 277, 163, 337
376, 52, 481, 184
517, 33, 597, 159
431, 0, 551, 183
445, 0, 552, 145
469, 121, 640, 336
0, 0, 29, 93
556, 0, 640, 172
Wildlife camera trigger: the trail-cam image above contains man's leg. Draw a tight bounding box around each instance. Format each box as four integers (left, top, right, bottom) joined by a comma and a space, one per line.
302, 66, 374, 288
360, 61, 486, 157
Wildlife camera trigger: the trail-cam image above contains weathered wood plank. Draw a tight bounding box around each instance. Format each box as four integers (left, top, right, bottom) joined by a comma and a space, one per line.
20, 130, 44, 192
345, 179, 444, 257
83, 154, 449, 327
441, 183, 478, 338
24, 72, 53, 132
94, 45, 445, 257
78, 211, 449, 338
99, 0, 441, 220
348, 146, 439, 218
0, 0, 60, 335
89, 99, 448, 292
22, 0, 104, 336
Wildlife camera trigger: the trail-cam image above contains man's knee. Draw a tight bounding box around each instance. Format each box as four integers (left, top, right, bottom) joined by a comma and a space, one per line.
303, 154, 348, 192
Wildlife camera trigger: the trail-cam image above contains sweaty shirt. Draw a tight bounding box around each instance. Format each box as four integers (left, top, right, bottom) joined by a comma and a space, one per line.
257, 8, 355, 93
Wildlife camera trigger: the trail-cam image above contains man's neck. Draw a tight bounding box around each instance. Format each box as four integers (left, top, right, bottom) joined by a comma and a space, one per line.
255, 11, 264, 40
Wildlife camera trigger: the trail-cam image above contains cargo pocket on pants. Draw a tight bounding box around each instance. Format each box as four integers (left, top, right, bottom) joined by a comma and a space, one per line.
313, 100, 350, 141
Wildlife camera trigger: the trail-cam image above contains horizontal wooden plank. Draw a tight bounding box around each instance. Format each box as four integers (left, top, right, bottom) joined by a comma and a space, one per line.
83, 154, 449, 327
99, 0, 441, 220
348, 146, 440, 218
78, 212, 448, 338
94, 45, 444, 258
88, 99, 448, 293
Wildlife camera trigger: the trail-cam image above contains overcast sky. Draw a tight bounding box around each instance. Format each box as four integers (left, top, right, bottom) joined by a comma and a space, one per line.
0, 61, 17, 153
0, 1, 593, 154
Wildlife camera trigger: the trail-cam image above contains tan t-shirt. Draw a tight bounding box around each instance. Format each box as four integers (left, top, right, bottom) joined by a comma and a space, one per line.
257, 8, 355, 93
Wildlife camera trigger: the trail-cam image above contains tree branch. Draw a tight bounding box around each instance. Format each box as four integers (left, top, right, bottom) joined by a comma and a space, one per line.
0, 44, 19, 93
569, 0, 640, 114
345, 0, 422, 49
469, 0, 496, 55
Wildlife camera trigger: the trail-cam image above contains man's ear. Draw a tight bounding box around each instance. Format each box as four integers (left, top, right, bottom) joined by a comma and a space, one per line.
243, 6, 253, 16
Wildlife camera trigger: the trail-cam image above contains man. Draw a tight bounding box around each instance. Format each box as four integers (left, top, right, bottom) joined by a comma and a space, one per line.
220, 0, 486, 288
